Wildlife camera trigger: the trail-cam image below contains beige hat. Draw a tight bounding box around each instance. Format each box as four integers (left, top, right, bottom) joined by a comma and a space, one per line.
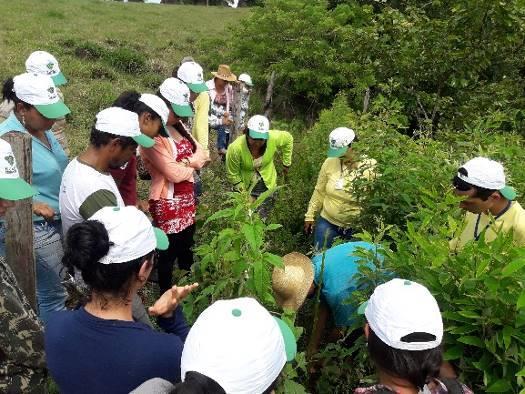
272, 252, 314, 311
211, 64, 237, 82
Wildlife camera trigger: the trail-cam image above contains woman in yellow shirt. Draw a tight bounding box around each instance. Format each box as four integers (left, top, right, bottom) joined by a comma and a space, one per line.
304, 127, 376, 250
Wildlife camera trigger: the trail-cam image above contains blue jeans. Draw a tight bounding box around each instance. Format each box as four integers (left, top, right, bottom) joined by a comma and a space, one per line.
0, 221, 67, 323
314, 216, 353, 251
216, 126, 230, 152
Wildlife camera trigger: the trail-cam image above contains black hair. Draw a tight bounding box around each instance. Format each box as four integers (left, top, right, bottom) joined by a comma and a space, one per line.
156, 91, 197, 152
2, 77, 31, 109
170, 372, 278, 394
170, 371, 226, 394
367, 327, 442, 390
62, 220, 153, 304
452, 167, 497, 201
112, 90, 162, 123
89, 125, 138, 149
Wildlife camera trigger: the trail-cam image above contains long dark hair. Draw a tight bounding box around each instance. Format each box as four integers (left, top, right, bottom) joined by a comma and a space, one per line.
367, 328, 442, 390
62, 220, 153, 304
156, 91, 197, 152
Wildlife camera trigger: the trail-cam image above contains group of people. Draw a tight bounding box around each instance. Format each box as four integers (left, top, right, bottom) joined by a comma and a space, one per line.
0, 48, 523, 394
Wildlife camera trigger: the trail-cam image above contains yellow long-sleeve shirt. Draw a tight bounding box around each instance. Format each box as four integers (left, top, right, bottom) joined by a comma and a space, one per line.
305, 157, 376, 228
192, 92, 210, 150
449, 201, 525, 250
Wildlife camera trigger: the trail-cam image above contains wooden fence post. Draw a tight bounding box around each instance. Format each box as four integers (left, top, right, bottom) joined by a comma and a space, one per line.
2, 132, 36, 310
263, 71, 276, 120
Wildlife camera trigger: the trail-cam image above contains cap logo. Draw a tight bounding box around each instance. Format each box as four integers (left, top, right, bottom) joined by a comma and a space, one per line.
47, 62, 54, 69
183, 92, 189, 103
232, 308, 242, 317
4, 154, 17, 174
259, 121, 265, 130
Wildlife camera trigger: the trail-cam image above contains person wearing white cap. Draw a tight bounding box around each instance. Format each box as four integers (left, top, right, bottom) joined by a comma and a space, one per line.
238, 73, 253, 128
140, 78, 209, 294
59, 106, 155, 235
0, 140, 45, 393
304, 127, 376, 250
226, 114, 293, 218
450, 157, 525, 250
0, 72, 71, 323
45, 206, 198, 394
176, 61, 210, 152
354, 279, 472, 394
110, 90, 170, 208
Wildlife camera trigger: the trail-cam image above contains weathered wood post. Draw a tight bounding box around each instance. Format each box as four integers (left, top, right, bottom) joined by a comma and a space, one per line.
263, 71, 276, 120
2, 132, 36, 310
230, 82, 243, 141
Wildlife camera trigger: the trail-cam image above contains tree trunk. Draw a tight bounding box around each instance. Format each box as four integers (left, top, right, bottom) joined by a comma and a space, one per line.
230, 82, 243, 141
263, 71, 276, 120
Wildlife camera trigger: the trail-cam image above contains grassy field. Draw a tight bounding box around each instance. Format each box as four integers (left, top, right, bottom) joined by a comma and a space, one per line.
0, 0, 248, 155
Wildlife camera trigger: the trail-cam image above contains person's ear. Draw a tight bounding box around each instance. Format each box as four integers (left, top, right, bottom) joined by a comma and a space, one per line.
364, 323, 370, 339
108, 137, 122, 152
137, 257, 153, 283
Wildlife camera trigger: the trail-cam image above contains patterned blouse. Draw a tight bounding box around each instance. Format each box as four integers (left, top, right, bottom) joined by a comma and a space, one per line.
354, 379, 474, 394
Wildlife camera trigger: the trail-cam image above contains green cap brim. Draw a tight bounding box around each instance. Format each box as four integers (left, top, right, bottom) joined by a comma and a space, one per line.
132, 134, 155, 148
248, 129, 269, 140
34, 101, 70, 119
0, 178, 38, 200
187, 82, 208, 93
357, 301, 368, 315
153, 227, 169, 251
500, 186, 517, 201
171, 103, 193, 117
327, 146, 348, 158
51, 72, 67, 86
274, 317, 297, 362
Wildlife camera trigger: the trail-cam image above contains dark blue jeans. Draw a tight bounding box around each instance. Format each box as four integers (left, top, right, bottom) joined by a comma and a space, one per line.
314, 216, 353, 251
216, 126, 230, 152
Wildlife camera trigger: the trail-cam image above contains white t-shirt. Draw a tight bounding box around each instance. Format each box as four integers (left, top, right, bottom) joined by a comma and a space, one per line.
59, 158, 125, 235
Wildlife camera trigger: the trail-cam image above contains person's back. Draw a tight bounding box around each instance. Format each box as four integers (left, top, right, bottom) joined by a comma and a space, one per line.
46, 306, 187, 394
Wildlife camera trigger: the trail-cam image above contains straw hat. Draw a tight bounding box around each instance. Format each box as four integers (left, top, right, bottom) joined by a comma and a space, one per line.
211, 64, 237, 82
272, 252, 314, 311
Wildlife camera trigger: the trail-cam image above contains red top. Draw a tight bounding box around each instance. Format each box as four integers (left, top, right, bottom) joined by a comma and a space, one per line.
109, 155, 137, 206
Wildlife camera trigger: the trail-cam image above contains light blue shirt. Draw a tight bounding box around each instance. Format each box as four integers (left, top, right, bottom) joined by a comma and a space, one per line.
312, 241, 381, 327
0, 114, 68, 220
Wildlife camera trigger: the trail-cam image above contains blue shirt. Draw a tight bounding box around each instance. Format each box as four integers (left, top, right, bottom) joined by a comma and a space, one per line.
0, 114, 68, 220
45, 306, 190, 394
312, 241, 380, 327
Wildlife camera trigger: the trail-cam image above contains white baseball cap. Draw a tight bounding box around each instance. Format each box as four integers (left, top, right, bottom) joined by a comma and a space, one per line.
247, 115, 269, 140
159, 78, 193, 117
13, 73, 70, 119
138, 93, 169, 125
181, 297, 297, 394
177, 61, 208, 93
0, 139, 37, 200
457, 157, 516, 200
358, 278, 443, 351
95, 107, 155, 148
327, 127, 355, 157
89, 206, 169, 265
25, 50, 67, 86
238, 73, 253, 87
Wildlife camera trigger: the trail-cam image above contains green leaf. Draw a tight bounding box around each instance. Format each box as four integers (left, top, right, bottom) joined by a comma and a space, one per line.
486, 379, 513, 392
517, 289, 525, 309
502, 326, 513, 350
204, 208, 234, 225
253, 260, 263, 297
443, 346, 462, 360
501, 257, 525, 277
266, 223, 283, 231
457, 310, 481, 319
281, 379, 308, 394
241, 223, 258, 251
264, 252, 284, 268
457, 336, 484, 347
516, 367, 525, 377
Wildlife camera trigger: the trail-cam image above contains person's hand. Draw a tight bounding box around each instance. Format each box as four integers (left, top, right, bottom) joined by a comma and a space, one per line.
33, 202, 55, 221
222, 113, 233, 126
148, 283, 199, 318
0, 199, 14, 217
304, 220, 315, 234
137, 200, 149, 213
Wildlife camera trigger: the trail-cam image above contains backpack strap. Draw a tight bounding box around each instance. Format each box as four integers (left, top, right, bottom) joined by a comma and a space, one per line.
440, 378, 465, 394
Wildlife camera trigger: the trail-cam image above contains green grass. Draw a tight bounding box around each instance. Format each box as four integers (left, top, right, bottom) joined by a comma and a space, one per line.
0, 0, 248, 156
